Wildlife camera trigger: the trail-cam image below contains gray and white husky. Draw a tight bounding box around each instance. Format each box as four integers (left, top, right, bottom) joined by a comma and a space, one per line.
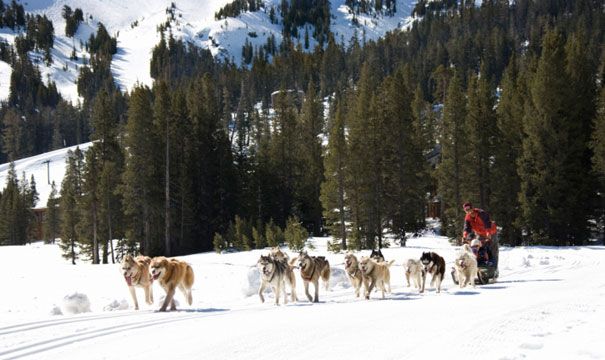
257, 255, 296, 305
403, 258, 425, 293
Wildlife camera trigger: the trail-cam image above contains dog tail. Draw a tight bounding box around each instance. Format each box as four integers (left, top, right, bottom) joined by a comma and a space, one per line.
288, 256, 298, 267
322, 262, 331, 290
462, 243, 473, 255
387, 259, 395, 267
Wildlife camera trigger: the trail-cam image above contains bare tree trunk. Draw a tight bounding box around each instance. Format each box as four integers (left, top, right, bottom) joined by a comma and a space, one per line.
165, 123, 171, 257
108, 196, 115, 263
93, 206, 99, 264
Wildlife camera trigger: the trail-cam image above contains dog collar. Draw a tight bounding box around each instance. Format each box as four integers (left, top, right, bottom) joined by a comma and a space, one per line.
301, 263, 315, 281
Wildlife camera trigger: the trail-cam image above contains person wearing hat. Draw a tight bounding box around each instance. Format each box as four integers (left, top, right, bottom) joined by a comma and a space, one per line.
462, 202, 499, 272
470, 238, 496, 283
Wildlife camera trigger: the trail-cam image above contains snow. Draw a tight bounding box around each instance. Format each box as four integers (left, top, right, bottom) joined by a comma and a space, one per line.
0, 0, 415, 103
1, 234, 604, 360
0, 141, 93, 208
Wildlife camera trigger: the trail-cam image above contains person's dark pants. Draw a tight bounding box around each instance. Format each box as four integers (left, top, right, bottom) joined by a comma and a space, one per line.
480, 233, 499, 269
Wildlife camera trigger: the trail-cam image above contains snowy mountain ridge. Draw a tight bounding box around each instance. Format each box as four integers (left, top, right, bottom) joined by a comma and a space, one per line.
0, 0, 416, 104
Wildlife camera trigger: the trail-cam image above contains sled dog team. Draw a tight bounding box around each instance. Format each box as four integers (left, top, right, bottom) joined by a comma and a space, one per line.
256, 246, 473, 305
121, 245, 478, 310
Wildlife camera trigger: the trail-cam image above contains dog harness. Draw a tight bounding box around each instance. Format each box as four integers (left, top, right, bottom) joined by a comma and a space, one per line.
301, 261, 315, 281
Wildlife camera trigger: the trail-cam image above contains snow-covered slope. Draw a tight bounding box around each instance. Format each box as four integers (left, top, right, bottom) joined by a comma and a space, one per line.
0, 0, 416, 103
0, 235, 604, 359
0, 142, 93, 208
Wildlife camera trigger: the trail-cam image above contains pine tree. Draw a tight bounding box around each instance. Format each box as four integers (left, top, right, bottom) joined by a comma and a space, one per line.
564, 29, 598, 243
60, 149, 83, 264
465, 62, 497, 209
437, 70, 469, 241
186, 74, 236, 252
382, 70, 428, 246
80, 146, 101, 263
492, 53, 525, 245
120, 85, 163, 255
170, 88, 195, 254
268, 84, 301, 226
2, 109, 24, 161
320, 98, 348, 249
346, 63, 379, 248
24, 174, 38, 242
591, 87, 605, 236
284, 215, 309, 251
44, 181, 60, 243
297, 80, 324, 235
153, 81, 173, 256
0, 163, 21, 244
518, 28, 589, 245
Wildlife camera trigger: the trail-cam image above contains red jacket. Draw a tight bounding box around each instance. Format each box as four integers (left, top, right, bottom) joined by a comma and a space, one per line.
463, 208, 497, 239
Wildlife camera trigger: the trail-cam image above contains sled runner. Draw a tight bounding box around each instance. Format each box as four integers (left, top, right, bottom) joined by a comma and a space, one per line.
451, 266, 498, 285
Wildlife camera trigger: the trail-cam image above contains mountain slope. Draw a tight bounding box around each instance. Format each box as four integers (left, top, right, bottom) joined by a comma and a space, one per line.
0, 0, 415, 104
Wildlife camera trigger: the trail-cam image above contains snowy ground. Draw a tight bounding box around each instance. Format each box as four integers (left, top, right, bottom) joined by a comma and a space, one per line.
1, 233, 604, 360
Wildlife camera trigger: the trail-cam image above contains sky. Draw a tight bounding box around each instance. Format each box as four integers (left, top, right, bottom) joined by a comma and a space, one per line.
0, 0, 416, 104
1, 233, 604, 360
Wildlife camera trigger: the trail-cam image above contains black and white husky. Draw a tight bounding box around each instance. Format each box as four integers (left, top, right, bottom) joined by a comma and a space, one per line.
257, 255, 296, 305
419, 252, 446, 293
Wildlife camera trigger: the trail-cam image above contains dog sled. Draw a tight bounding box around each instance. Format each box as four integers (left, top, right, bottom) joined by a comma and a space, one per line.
451, 266, 498, 285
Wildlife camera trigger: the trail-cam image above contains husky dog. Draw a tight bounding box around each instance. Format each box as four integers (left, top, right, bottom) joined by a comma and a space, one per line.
358, 256, 395, 299
150, 256, 195, 311
120, 255, 154, 310
268, 247, 298, 301
370, 248, 386, 263
257, 255, 296, 305
419, 252, 446, 293
454, 244, 478, 289
344, 252, 363, 297
296, 251, 331, 302
269, 246, 289, 262
403, 258, 425, 292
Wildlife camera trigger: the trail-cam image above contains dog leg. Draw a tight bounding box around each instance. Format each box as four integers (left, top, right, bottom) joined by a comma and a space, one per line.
128, 286, 139, 310
303, 281, 313, 302
405, 273, 411, 287
178, 284, 192, 306
281, 279, 287, 305
436, 275, 442, 293
313, 281, 319, 303
271, 284, 280, 305
420, 273, 426, 293
366, 279, 376, 299
144, 285, 153, 306
258, 282, 266, 303
290, 273, 298, 302
159, 286, 176, 312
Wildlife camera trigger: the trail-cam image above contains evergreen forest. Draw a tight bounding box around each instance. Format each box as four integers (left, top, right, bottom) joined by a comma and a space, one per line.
1, 0, 605, 263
